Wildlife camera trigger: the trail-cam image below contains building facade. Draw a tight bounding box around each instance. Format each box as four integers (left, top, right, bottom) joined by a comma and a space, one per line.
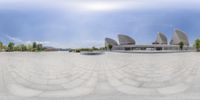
105, 38, 118, 50
153, 32, 168, 45
118, 34, 136, 45
170, 29, 189, 46
105, 29, 192, 51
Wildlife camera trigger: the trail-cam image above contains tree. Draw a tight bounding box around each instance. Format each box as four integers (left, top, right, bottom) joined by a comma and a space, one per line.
0, 42, 3, 51
14, 45, 21, 51
27, 44, 33, 51
16, 44, 27, 51
195, 39, 200, 52
32, 42, 37, 51
21, 44, 27, 51
33, 42, 37, 48
7, 42, 15, 52
108, 44, 113, 51
37, 44, 43, 51
92, 46, 98, 51
178, 41, 184, 50
99, 47, 106, 50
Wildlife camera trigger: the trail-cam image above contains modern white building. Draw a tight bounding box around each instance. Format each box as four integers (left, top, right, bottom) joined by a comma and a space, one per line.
153, 32, 168, 45
105, 29, 192, 51
170, 29, 189, 46
118, 34, 136, 45
105, 38, 118, 49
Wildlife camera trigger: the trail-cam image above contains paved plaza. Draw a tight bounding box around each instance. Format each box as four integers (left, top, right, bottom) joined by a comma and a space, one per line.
0, 52, 200, 100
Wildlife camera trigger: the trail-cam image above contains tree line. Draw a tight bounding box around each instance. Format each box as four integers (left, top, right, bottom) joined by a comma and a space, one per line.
69, 46, 105, 53
0, 42, 44, 52
1, 39, 200, 52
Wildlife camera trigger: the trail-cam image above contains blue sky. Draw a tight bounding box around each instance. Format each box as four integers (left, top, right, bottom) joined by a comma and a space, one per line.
0, 0, 200, 48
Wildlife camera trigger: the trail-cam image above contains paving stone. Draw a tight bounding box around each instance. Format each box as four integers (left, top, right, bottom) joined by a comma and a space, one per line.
116, 85, 158, 95
1, 52, 200, 99
7, 84, 43, 97
157, 83, 189, 95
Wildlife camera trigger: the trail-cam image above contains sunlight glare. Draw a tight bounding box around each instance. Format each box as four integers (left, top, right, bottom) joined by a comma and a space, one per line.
80, 2, 123, 11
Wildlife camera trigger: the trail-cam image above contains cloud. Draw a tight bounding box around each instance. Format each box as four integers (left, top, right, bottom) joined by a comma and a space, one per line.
5, 35, 23, 43
24, 41, 50, 45
1, 0, 200, 11
4, 34, 51, 45
0, 0, 198, 48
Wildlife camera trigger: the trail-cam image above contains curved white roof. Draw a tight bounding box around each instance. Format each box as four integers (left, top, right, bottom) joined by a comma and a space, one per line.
118, 34, 136, 45
170, 29, 189, 46
154, 32, 168, 44
105, 38, 118, 47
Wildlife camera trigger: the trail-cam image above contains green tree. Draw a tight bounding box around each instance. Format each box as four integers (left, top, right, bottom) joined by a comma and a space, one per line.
108, 44, 113, 51
15, 44, 27, 51
195, 39, 200, 52
27, 44, 33, 51
21, 44, 27, 51
7, 42, 15, 52
37, 44, 43, 51
32, 42, 37, 51
92, 46, 98, 51
99, 47, 106, 50
179, 41, 184, 50
14, 45, 21, 51
33, 42, 37, 48
0, 42, 3, 51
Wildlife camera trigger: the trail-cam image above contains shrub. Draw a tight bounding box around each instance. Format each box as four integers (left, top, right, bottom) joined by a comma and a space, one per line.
108, 44, 113, 51
7, 42, 15, 52
179, 41, 184, 50
195, 39, 200, 52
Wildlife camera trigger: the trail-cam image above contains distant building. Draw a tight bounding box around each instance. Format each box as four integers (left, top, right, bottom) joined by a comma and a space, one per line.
118, 34, 136, 45
170, 29, 189, 46
105, 38, 118, 50
152, 32, 168, 45
105, 29, 192, 51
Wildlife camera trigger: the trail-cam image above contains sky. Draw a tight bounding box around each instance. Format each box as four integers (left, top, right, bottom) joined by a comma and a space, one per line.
0, 0, 200, 48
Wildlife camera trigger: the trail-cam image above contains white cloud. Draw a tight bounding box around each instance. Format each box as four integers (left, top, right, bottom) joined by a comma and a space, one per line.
4, 34, 51, 45
1, 0, 200, 11
5, 35, 23, 43
24, 41, 50, 45
3, 34, 85, 48
75, 2, 123, 11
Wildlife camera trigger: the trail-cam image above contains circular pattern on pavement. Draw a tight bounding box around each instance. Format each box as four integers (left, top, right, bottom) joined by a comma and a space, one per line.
4, 52, 200, 97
